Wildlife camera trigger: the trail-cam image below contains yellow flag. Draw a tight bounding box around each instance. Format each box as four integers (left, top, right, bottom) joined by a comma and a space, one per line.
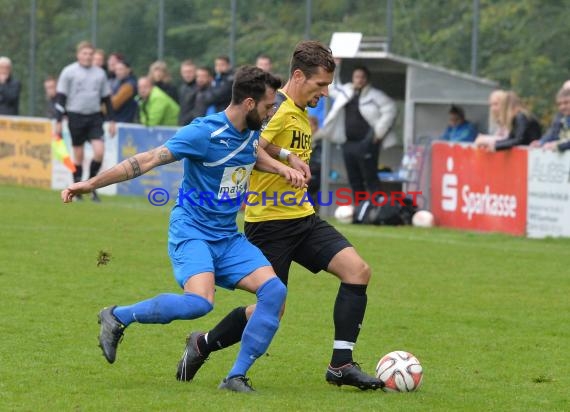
52, 136, 76, 173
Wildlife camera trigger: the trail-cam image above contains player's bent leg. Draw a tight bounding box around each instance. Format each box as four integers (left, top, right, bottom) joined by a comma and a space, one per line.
325, 247, 382, 389
327, 247, 371, 285
175, 273, 221, 381
220, 269, 286, 392
99, 273, 215, 364
112, 291, 213, 325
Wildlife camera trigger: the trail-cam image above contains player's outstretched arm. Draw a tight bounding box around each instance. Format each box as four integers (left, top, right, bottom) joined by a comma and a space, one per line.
254, 144, 306, 189
61, 146, 176, 203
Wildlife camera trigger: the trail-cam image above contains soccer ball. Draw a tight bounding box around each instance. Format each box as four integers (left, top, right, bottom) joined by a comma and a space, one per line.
412, 210, 435, 228
334, 205, 354, 224
376, 351, 423, 392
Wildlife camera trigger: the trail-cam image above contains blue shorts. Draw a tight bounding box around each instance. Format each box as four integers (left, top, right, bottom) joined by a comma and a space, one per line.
168, 226, 271, 290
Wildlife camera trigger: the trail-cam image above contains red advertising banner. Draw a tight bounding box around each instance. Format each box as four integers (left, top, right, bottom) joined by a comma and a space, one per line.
430, 143, 527, 236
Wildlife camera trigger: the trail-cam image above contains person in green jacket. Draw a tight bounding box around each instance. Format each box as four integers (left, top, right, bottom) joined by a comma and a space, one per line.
136, 76, 180, 126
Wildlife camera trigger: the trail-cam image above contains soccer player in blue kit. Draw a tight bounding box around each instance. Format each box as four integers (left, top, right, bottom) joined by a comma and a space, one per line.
61, 66, 306, 393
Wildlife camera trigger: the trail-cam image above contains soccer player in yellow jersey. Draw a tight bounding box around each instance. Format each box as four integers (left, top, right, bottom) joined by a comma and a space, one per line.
176, 41, 383, 390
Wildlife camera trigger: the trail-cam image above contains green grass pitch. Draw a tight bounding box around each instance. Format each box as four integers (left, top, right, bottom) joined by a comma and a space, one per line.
1, 185, 569, 411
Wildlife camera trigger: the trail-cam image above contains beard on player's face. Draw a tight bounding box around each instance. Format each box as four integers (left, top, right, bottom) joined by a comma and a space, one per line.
246, 108, 263, 130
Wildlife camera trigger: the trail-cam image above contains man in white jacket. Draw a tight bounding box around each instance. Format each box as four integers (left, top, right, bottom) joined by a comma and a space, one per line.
317, 65, 396, 198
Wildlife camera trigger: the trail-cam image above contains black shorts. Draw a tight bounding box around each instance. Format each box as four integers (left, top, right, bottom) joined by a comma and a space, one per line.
67, 112, 104, 146
244, 214, 352, 285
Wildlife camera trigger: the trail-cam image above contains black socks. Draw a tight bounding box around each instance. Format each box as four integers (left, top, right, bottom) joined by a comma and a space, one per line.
331, 283, 367, 367
197, 306, 248, 356
89, 160, 102, 179
72, 165, 83, 183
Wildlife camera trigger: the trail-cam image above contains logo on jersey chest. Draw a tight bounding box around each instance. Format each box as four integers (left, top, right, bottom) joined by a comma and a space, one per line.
290, 130, 311, 149
219, 163, 254, 198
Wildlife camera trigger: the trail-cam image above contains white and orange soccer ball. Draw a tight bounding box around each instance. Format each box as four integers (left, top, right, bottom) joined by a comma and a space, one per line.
376, 350, 423, 392
334, 205, 354, 224
412, 210, 435, 228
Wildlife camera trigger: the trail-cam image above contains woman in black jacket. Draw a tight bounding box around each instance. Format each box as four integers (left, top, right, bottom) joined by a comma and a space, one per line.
475, 91, 541, 151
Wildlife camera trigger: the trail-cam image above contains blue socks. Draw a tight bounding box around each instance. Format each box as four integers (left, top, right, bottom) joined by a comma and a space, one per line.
112, 293, 213, 326
228, 277, 287, 378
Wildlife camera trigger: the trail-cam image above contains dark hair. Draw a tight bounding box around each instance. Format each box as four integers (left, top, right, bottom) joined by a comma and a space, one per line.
115, 59, 131, 68
449, 104, 465, 120
109, 52, 125, 61
353, 66, 370, 79
196, 66, 213, 76
216, 55, 231, 64
232, 65, 281, 104
290, 40, 336, 78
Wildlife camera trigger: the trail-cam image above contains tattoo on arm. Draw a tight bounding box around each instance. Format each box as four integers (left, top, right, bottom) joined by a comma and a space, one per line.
121, 162, 130, 179
128, 157, 142, 178
158, 147, 170, 164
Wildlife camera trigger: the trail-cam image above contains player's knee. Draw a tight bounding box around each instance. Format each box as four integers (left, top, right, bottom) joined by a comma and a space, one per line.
360, 260, 372, 283
348, 259, 371, 284
256, 277, 287, 314
181, 293, 213, 318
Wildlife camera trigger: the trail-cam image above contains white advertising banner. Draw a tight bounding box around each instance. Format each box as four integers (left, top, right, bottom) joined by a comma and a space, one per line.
527, 150, 570, 238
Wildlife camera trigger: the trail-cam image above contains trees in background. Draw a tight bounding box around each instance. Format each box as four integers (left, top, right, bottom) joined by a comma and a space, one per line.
1, 0, 568, 122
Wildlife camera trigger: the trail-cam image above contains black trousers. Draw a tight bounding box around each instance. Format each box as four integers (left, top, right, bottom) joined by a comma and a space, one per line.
342, 138, 382, 199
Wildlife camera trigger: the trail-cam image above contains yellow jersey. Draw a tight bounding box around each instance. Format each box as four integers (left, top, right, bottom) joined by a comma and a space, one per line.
245, 90, 314, 222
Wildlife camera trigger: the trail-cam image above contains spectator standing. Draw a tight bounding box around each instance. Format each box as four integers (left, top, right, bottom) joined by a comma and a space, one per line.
178, 59, 198, 125
183, 66, 214, 124
54, 41, 115, 202
136, 76, 180, 127
149, 60, 178, 102
93, 49, 106, 70
44, 76, 58, 119
439, 104, 478, 143
111, 60, 138, 123
206, 55, 235, 114
0, 56, 21, 115
316, 65, 397, 198
255, 54, 273, 73
106, 52, 124, 90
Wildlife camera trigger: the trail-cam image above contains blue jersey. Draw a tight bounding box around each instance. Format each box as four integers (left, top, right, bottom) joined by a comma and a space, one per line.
165, 112, 260, 240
